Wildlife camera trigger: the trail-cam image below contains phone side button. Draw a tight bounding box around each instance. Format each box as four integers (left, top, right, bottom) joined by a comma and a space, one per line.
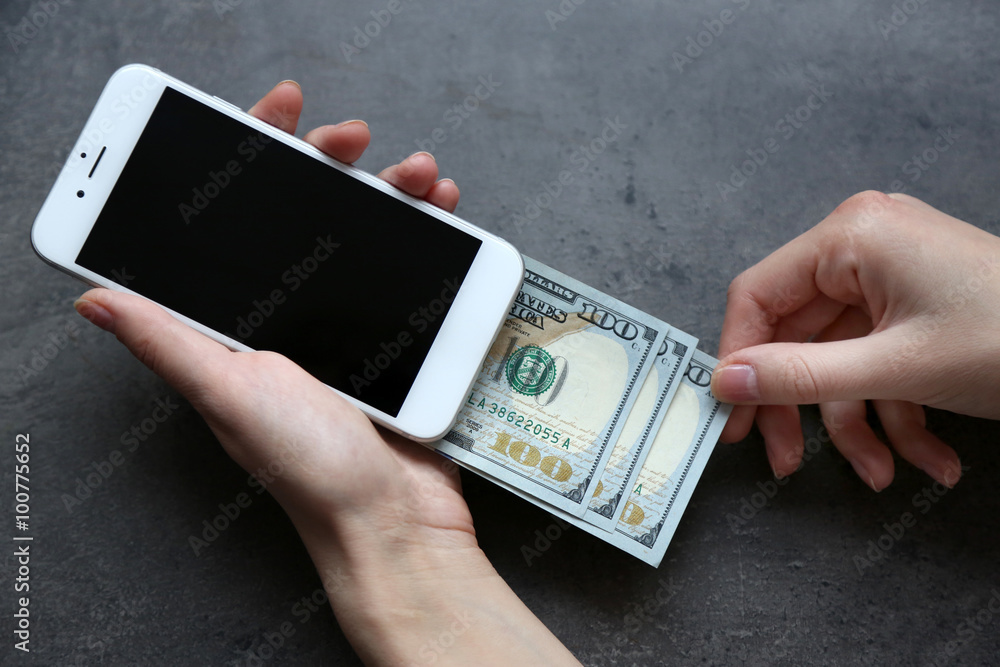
213, 95, 242, 112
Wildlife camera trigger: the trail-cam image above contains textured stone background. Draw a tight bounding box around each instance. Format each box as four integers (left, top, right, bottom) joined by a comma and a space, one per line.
2, 1, 999, 665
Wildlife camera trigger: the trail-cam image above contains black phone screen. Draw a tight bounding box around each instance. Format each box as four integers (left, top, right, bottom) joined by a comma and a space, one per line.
76, 86, 483, 417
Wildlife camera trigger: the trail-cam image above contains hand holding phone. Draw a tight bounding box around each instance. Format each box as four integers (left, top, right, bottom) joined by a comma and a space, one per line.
62, 80, 578, 666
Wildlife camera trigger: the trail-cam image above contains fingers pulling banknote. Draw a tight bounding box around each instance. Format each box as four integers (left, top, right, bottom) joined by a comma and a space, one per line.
429, 256, 731, 567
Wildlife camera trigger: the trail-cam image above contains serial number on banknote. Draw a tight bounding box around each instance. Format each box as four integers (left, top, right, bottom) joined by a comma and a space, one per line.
464, 393, 572, 449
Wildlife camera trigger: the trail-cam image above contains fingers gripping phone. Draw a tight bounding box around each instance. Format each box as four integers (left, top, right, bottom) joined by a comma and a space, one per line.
31, 64, 524, 441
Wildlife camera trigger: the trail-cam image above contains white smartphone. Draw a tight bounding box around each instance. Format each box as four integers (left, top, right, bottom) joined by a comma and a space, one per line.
32, 64, 524, 442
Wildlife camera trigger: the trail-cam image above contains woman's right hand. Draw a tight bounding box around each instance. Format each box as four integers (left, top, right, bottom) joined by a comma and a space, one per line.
712, 191, 1000, 490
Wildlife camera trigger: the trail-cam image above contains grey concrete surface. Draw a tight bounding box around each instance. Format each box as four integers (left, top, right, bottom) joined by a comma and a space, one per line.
2, 1, 999, 665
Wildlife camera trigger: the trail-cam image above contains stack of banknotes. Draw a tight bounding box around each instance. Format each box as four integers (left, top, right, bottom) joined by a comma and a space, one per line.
429, 256, 732, 567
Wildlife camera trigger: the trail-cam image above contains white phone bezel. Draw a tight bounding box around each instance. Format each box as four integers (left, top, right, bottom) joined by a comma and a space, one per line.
31, 63, 524, 442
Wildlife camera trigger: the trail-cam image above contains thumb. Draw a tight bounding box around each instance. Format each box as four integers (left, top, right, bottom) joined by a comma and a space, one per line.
712, 333, 909, 405
73, 288, 231, 401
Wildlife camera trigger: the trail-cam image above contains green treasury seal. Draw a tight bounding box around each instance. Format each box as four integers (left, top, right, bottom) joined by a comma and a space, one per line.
505, 345, 557, 396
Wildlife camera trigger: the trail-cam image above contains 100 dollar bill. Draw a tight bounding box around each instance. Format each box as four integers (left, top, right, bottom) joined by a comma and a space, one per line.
585, 330, 698, 531
431, 257, 667, 518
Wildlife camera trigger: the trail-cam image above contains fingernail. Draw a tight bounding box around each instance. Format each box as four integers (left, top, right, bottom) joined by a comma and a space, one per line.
74, 298, 115, 334
849, 457, 880, 492
771, 443, 803, 480
943, 460, 963, 487
277, 79, 301, 89
335, 119, 368, 129
766, 449, 782, 479
921, 460, 961, 488
411, 151, 436, 162
714, 364, 760, 402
